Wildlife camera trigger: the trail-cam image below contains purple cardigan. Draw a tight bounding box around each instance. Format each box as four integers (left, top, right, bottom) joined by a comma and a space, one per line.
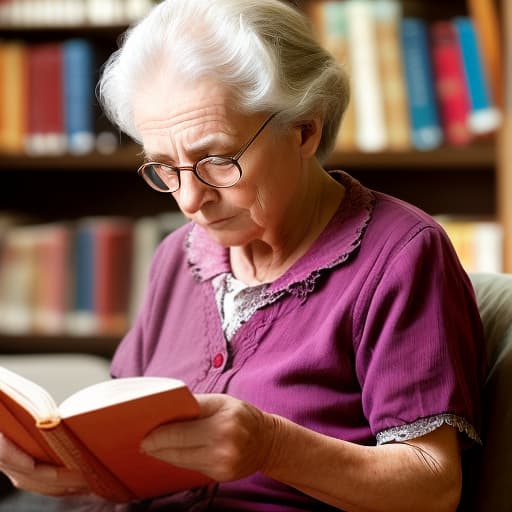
111, 172, 485, 511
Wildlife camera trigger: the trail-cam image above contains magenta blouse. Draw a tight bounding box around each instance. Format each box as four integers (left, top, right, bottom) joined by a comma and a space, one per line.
111, 172, 485, 511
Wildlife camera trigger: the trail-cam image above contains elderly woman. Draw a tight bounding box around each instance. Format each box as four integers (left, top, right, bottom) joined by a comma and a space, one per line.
0, 0, 485, 511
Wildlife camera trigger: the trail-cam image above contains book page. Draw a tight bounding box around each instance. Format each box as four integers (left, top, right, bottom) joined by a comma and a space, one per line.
58, 376, 187, 418
0, 366, 58, 423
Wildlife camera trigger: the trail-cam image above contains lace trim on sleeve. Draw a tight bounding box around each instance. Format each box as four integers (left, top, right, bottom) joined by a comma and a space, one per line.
376, 414, 482, 445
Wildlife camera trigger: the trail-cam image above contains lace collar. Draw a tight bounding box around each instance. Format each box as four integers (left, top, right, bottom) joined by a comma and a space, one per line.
186, 171, 375, 299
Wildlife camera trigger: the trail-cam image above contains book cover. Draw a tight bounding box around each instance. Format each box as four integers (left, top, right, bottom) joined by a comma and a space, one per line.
436, 216, 503, 273
317, 1, 356, 152
346, 0, 387, 152
32, 223, 72, 335
374, 0, 410, 151
0, 41, 28, 155
94, 218, 134, 335
430, 21, 473, 147
400, 17, 443, 150
63, 39, 95, 155
467, 0, 503, 109
454, 16, 501, 135
67, 221, 96, 335
0, 226, 37, 334
26, 43, 66, 155
0, 369, 211, 502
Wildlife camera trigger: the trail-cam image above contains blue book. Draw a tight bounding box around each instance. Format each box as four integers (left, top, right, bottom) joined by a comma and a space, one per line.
70, 223, 96, 333
63, 39, 95, 154
454, 16, 501, 134
400, 18, 443, 150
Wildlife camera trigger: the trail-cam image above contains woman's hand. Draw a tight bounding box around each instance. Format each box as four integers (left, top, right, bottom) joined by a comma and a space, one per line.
0, 433, 89, 496
140, 394, 277, 482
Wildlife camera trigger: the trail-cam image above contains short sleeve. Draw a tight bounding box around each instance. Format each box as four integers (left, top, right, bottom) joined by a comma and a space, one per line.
354, 225, 486, 445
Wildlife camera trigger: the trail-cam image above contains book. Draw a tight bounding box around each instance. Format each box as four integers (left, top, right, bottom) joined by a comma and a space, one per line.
0, 368, 210, 502
430, 21, 473, 147
130, 212, 187, 318
313, 1, 356, 152
0, 41, 28, 155
0, 226, 37, 334
25, 43, 66, 155
374, 0, 410, 151
454, 16, 501, 135
63, 39, 95, 155
32, 223, 72, 335
400, 18, 443, 150
67, 220, 96, 335
467, 0, 504, 109
346, 0, 387, 152
93, 218, 133, 335
436, 216, 503, 273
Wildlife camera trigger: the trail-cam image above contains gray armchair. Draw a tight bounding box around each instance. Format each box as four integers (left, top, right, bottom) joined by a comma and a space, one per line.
461, 272, 512, 511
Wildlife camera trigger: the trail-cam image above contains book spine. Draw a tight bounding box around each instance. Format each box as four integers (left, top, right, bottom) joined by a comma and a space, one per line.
67, 224, 97, 335
39, 421, 135, 503
430, 21, 473, 147
454, 16, 501, 135
0, 42, 28, 154
25, 43, 66, 155
400, 18, 442, 150
63, 39, 95, 154
321, 1, 355, 152
374, 0, 410, 151
346, 0, 387, 152
94, 220, 133, 334
467, 0, 503, 108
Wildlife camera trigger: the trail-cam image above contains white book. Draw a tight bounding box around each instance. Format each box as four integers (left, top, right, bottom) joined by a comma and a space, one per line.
346, 0, 387, 152
125, 0, 153, 21
474, 222, 503, 273
0, 227, 38, 334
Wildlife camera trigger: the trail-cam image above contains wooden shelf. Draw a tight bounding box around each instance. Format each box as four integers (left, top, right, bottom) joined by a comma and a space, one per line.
0, 334, 121, 358
0, 142, 496, 172
327, 143, 495, 170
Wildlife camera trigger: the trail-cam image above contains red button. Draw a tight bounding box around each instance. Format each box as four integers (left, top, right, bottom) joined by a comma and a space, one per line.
212, 353, 224, 368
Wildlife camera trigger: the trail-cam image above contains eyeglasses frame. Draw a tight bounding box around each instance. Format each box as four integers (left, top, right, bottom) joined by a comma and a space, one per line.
137, 112, 278, 193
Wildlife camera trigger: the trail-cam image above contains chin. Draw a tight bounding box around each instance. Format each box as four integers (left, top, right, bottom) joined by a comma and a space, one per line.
204, 226, 259, 248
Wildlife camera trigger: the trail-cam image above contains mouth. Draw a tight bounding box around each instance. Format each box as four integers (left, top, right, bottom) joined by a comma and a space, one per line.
206, 216, 235, 227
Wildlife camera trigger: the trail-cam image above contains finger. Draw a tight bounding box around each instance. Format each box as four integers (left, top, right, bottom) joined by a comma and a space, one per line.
195, 394, 229, 418
7, 465, 89, 496
141, 414, 217, 452
0, 433, 35, 471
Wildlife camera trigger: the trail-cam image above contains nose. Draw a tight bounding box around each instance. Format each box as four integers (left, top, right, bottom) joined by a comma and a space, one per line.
174, 171, 215, 214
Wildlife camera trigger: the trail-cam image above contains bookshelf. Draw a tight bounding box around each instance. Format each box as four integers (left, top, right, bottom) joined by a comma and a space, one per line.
0, 0, 510, 357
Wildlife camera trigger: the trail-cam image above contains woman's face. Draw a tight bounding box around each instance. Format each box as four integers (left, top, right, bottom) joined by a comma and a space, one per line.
133, 74, 307, 248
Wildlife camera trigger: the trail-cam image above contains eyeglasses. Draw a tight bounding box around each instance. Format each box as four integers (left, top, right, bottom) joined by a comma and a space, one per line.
137, 113, 277, 193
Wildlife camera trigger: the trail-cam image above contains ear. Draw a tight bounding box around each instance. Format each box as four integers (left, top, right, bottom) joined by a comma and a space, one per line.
296, 118, 323, 159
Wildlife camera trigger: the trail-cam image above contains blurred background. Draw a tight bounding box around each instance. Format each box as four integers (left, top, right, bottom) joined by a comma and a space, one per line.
0, 0, 510, 357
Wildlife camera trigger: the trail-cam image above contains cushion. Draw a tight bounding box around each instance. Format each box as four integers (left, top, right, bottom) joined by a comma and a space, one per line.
461, 273, 512, 511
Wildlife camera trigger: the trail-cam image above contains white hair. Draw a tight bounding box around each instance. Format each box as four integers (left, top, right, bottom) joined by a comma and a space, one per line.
98, 0, 350, 162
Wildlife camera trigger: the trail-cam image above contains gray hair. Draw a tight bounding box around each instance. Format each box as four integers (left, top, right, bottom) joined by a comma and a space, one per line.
98, 0, 350, 162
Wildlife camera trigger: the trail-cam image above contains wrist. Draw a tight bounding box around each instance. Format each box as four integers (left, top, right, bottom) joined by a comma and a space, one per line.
259, 413, 289, 478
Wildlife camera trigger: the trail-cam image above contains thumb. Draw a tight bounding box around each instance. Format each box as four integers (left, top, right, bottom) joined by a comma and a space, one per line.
194, 394, 230, 419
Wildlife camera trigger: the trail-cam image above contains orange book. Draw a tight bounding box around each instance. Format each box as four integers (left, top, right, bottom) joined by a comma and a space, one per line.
0, 41, 28, 154
467, 0, 504, 109
0, 369, 211, 502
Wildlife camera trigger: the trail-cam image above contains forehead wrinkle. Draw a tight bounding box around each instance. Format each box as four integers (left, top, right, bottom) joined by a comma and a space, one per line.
140, 113, 241, 162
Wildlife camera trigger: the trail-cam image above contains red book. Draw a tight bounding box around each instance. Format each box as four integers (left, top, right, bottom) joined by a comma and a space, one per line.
0, 368, 211, 502
430, 21, 473, 146
93, 218, 134, 335
26, 43, 66, 155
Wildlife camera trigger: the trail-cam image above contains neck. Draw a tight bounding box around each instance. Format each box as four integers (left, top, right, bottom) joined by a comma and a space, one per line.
230, 166, 345, 285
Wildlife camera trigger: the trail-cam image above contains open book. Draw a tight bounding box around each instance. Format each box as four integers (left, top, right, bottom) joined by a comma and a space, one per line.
0, 367, 211, 502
